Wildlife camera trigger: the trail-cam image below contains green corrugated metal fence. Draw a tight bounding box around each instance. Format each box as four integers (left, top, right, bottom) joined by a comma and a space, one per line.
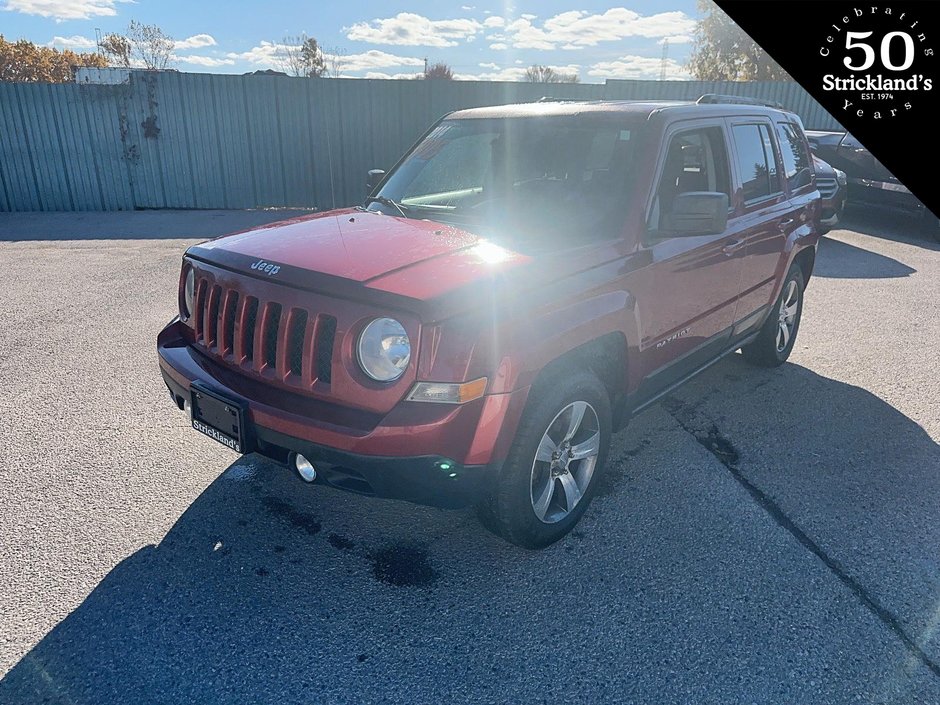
0, 73, 842, 212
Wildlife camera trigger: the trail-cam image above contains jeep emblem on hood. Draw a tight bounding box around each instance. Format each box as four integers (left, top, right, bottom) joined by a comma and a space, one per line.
250, 259, 281, 276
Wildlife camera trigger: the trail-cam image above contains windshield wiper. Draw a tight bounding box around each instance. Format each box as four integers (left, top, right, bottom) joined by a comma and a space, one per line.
364, 195, 409, 218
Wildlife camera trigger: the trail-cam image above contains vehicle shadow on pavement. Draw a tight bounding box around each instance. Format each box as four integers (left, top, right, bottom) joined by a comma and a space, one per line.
814, 236, 916, 279
838, 207, 940, 251
3, 359, 939, 703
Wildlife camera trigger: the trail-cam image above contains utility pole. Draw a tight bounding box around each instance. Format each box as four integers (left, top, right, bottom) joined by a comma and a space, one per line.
660, 39, 669, 81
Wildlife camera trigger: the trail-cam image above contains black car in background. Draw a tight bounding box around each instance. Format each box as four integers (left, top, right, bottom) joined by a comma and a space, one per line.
812, 154, 846, 235
806, 130, 939, 241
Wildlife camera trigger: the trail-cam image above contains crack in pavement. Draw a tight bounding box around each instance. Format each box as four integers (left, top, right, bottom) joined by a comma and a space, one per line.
662, 395, 940, 680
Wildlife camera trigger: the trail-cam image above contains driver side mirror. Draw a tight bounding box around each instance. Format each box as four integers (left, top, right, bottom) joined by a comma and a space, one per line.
366, 169, 385, 194
664, 192, 729, 236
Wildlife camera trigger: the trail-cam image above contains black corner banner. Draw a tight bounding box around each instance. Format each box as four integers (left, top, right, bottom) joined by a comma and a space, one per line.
715, 1, 938, 218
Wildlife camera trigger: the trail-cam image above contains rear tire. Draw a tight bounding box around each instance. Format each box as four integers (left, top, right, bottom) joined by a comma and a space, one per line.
477, 369, 611, 549
741, 265, 805, 367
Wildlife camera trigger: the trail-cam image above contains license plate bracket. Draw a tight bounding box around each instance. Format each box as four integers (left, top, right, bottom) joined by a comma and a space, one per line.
190, 382, 251, 454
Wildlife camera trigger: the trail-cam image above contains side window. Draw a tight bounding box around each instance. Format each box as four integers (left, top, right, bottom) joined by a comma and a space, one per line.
731, 123, 783, 203
649, 126, 731, 232
776, 122, 812, 190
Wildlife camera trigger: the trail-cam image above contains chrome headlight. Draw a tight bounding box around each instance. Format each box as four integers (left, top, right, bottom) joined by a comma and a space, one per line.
357, 318, 411, 382
834, 168, 847, 187
182, 266, 195, 320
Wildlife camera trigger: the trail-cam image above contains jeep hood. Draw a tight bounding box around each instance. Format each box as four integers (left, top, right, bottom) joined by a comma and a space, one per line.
186, 208, 602, 319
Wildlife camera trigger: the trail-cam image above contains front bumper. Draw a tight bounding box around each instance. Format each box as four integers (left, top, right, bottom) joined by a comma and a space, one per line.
158, 320, 528, 508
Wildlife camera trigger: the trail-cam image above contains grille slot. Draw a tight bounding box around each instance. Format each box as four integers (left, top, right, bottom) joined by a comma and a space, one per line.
194, 279, 209, 342
205, 285, 222, 349
315, 316, 337, 384
817, 177, 838, 199
287, 309, 308, 377
221, 291, 239, 356
243, 297, 259, 364
262, 303, 282, 372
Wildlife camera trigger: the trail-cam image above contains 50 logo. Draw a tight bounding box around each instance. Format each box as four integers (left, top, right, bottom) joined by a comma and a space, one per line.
818, 6, 935, 120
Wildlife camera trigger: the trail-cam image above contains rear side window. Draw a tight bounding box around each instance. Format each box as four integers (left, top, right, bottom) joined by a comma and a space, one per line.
732, 124, 782, 203
649, 126, 731, 232
776, 123, 812, 190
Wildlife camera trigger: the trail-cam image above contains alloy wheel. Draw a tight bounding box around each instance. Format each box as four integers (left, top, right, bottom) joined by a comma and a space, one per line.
776, 280, 799, 353
529, 401, 600, 524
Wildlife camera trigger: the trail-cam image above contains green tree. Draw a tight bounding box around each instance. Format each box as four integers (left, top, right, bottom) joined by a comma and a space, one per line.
0, 35, 108, 83
688, 0, 788, 80
524, 65, 579, 83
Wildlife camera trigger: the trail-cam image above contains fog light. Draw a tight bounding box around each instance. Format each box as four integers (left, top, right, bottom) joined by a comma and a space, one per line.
183, 399, 192, 417
293, 453, 317, 482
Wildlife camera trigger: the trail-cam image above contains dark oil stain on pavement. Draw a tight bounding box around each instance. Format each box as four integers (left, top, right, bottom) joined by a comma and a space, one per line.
699, 426, 740, 466
369, 544, 438, 587
261, 496, 322, 535
327, 533, 356, 551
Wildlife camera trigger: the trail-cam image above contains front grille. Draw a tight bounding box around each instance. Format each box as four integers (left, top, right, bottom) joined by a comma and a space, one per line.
817, 177, 838, 199
193, 278, 336, 388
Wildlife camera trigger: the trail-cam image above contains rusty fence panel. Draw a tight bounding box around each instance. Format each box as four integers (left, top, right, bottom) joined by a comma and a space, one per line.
0, 74, 843, 212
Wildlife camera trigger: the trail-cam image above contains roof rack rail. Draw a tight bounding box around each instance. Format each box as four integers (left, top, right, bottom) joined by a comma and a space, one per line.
696, 93, 785, 109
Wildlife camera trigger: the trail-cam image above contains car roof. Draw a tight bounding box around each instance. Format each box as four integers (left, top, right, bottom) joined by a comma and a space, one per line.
447, 99, 798, 122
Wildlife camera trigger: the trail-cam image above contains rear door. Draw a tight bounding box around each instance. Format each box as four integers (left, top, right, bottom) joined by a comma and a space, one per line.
726, 118, 802, 331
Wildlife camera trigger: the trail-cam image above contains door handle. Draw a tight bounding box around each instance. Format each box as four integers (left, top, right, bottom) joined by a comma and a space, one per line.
778, 218, 795, 232
721, 238, 746, 255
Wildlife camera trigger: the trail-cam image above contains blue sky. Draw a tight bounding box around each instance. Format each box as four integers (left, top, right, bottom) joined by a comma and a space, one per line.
1, 0, 702, 81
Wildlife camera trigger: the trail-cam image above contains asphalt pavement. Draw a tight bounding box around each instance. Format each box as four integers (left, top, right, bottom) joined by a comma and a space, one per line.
0, 206, 937, 704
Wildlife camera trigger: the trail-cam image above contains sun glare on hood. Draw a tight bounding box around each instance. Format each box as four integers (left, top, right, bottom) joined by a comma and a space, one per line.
470, 240, 514, 264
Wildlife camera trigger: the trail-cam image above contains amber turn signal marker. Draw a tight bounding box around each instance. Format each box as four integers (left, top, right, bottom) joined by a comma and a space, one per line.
406, 377, 488, 404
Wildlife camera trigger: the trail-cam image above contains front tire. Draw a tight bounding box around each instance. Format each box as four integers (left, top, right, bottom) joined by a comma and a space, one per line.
477, 369, 611, 549
741, 265, 805, 367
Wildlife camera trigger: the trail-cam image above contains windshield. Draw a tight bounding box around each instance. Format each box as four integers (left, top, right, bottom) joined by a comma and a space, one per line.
369, 116, 643, 243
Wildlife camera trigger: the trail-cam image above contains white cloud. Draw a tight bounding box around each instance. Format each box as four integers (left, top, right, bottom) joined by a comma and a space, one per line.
660, 34, 693, 45
588, 55, 691, 80
520, 13, 536, 20
460, 4, 474, 9
333, 49, 424, 72
489, 42, 507, 50
175, 54, 235, 67
482, 16, 504, 28
226, 40, 287, 65
363, 70, 421, 80
501, 8, 695, 50
455, 62, 580, 82
227, 42, 425, 74
47, 34, 96, 50
345, 12, 483, 47
2, 0, 131, 21
174, 34, 217, 50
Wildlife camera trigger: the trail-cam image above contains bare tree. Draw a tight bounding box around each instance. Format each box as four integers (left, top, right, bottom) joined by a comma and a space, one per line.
423, 62, 454, 80
276, 34, 326, 78
525, 65, 579, 83
99, 33, 132, 68
100, 21, 174, 70
323, 46, 348, 78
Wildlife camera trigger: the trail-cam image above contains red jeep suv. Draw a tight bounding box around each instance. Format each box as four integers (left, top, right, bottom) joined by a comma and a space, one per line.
158, 96, 820, 548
